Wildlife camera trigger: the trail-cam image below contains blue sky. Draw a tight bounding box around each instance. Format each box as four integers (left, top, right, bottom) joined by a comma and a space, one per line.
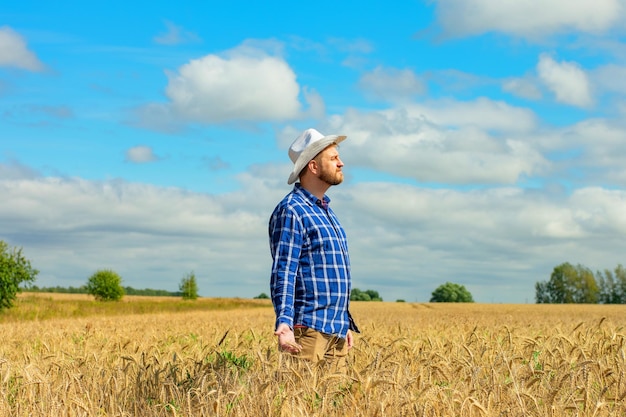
2, 0, 626, 303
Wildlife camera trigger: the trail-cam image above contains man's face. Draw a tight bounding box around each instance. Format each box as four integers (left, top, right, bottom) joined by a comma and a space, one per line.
315, 144, 344, 186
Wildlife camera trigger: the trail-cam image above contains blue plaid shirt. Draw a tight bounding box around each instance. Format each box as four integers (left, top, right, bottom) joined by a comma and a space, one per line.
269, 183, 352, 338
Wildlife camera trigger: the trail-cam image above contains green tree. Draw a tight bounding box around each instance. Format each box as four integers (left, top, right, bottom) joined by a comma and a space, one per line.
364, 289, 382, 301
254, 292, 270, 299
179, 272, 199, 300
0, 241, 39, 310
350, 288, 383, 301
86, 269, 124, 301
596, 264, 626, 304
430, 282, 474, 303
535, 263, 599, 304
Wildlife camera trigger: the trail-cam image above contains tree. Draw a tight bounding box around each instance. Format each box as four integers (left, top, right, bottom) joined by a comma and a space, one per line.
350, 288, 383, 301
596, 264, 626, 304
179, 272, 199, 300
535, 280, 551, 304
535, 263, 599, 304
86, 269, 124, 301
430, 282, 474, 303
0, 241, 39, 310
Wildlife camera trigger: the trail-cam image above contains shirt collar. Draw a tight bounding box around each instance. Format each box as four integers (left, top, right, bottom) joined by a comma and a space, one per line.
294, 182, 331, 208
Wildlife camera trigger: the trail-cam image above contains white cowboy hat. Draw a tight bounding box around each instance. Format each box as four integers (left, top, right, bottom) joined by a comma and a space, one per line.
287, 128, 347, 184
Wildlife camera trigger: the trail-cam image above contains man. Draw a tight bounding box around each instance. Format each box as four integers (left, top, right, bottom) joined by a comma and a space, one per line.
269, 128, 359, 373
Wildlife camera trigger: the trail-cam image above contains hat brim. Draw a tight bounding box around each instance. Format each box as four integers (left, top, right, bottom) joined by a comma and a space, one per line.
287, 135, 347, 184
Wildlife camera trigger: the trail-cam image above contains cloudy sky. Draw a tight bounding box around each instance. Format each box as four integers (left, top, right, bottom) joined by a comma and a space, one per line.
2, 0, 626, 303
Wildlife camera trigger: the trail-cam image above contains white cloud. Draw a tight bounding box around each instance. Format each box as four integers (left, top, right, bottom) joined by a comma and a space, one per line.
0, 26, 44, 71
619, 101, 626, 115
558, 119, 626, 185
134, 43, 319, 129
404, 97, 537, 132
569, 187, 626, 232
502, 77, 543, 100
323, 99, 546, 185
353, 127, 545, 185
358, 66, 425, 102
125, 146, 160, 163
301, 87, 326, 119
592, 64, 626, 96
537, 53, 593, 107
163, 46, 301, 123
153, 20, 201, 45
433, 0, 624, 39
0, 159, 40, 180
478, 117, 626, 188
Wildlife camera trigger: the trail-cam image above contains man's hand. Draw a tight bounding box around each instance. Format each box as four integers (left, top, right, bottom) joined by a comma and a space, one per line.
346, 329, 355, 350
274, 323, 302, 353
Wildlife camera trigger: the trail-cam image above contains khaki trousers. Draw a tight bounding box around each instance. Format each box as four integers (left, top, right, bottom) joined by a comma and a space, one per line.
290, 327, 349, 373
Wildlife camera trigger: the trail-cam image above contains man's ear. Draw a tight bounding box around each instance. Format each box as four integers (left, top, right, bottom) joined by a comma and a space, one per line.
307, 159, 319, 175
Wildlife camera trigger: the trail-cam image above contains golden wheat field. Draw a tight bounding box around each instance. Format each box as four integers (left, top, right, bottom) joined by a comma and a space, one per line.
1, 294, 625, 416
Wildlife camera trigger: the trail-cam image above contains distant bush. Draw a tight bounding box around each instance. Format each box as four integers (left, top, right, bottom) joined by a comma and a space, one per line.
350, 288, 383, 301
254, 293, 270, 299
86, 269, 124, 301
430, 282, 474, 303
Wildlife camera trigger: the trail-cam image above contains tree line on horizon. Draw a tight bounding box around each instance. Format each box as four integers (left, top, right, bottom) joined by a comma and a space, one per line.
6, 240, 626, 313
1, 238, 200, 311
22, 270, 198, 301
23, 284, 182, 297
535, 262, 626, 304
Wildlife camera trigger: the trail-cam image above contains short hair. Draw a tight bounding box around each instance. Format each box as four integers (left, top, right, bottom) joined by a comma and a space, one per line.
298, 143, 339, 179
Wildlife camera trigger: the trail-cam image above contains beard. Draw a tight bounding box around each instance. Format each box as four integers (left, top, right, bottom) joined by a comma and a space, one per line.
319, 168, 343, 186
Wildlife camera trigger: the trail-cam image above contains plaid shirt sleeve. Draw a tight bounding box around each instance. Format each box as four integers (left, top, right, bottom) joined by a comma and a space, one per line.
269, 203, 302, 330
